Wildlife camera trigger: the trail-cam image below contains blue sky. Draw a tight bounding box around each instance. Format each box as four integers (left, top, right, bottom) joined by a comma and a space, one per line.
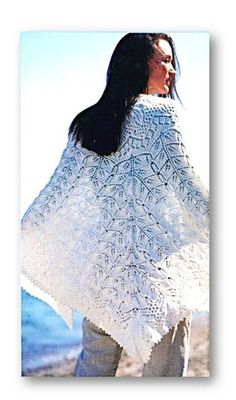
20, 32, 209, 214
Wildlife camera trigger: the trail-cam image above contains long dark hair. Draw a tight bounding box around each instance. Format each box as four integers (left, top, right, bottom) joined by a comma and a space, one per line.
69, 33, 181, 156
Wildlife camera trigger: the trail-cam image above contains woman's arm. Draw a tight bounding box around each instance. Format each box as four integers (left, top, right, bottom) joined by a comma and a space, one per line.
149, 99, 209, 230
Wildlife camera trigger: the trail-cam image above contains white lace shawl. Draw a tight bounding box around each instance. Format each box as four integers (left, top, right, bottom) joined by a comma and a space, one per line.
21, 95, 209, 363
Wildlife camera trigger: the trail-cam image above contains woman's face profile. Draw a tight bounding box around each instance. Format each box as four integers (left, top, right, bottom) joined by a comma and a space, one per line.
147, 39, 176, 94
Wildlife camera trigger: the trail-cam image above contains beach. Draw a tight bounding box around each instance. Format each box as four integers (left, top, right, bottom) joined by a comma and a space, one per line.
24, 313, 209, 378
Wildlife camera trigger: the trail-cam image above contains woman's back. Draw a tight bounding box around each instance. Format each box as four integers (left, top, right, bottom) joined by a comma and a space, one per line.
21, 94, 208, 363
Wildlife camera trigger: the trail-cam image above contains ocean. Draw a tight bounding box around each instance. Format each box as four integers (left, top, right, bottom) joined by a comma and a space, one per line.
21, 289, 83, 374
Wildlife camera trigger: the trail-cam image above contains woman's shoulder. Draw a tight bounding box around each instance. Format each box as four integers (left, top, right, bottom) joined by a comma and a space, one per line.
137, 94, 178, 110
133, 95, 181, 122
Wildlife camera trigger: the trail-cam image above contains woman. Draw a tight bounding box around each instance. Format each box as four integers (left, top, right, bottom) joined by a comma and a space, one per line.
21, 33, 209, 377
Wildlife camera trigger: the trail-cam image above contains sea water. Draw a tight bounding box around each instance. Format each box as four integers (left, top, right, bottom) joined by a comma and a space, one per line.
21, 289, 83, 374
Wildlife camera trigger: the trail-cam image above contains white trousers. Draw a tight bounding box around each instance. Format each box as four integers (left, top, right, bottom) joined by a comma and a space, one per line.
74, 314, 192, 377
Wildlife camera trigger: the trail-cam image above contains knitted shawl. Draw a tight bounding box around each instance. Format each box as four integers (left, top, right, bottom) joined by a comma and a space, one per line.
21, 94, 209, 363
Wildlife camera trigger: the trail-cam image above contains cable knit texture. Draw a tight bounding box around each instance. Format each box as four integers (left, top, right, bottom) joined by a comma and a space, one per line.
21, 95, 209, 363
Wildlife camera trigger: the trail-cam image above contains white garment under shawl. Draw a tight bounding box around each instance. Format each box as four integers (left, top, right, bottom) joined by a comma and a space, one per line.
21, 95, 209, 363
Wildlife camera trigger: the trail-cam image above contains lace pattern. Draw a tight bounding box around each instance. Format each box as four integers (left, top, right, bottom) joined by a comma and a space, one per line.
21, 95, 209, 363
